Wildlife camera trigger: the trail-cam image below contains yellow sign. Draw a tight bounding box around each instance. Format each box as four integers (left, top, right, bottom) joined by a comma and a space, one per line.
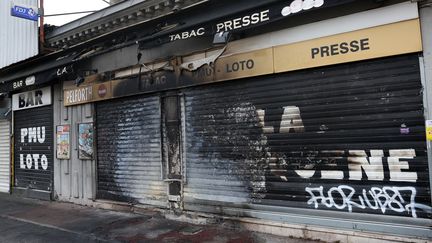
179, 48, 274, 84
215, 48, 274, 81
274, 19, 422, 73
62, 20, 423, 106
64, 82, 113, 106
64, 85, 93, 106
426, 120, 432, 141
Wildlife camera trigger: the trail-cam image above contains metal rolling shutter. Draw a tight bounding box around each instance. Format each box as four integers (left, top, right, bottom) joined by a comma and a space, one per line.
14, 105, 53, 192
0, 120, 10, 193
96, 95, 166, 206
183, 54, 431, 219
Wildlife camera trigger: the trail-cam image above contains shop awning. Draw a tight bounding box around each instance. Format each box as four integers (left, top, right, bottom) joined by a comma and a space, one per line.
0, 54, 77, 93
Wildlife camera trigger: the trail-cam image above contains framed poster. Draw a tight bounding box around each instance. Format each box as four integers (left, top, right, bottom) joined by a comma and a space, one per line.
56, 125, 71, 159
78, 123, 94, 159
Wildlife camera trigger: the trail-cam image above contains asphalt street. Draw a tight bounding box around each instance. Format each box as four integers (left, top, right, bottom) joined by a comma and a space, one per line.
0, 193, 319, 243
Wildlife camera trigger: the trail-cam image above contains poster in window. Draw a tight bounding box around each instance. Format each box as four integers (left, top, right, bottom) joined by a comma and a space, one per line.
78, 123, 94, 159
56, 125, 71, 159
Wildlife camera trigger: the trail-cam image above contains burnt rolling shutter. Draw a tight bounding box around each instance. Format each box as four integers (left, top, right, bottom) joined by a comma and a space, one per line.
183, 54, 431, 219
96, 95, 166, 206
14, 105, 53, 192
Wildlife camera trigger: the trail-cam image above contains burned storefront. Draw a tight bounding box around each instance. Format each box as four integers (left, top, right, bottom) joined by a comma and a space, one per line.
1, 0, 429, 241
0, 56, 76, 200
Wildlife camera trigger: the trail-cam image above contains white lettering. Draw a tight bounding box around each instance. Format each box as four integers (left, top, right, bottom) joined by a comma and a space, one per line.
26, 154, 32, 169
388, 159, 418, 182
13, 80, 23, 89
32, 154, 40, 170
260, 9, 269, 21
281, 0, 325, 16
306, 185, 432, 218
20, 128, 28, 143
66, 86, 92, 104
292, 149, 417, 181
321, 170, 344, 180
242, 15, 251, 27
250, 13, 260, 24
41, 155, 48, 170
279, 106, 305, 133
216, 23, 225, 33
57, 67, 67, 76
28, 127, 37, 143
348, 150, 384, 181
233, 17, 242, 29
256, 109, 274, 133
215, 10, 270, 33
18, 153, 48, 170
170, 28, 207, 42
296, 170, 315, 179
197, 27, 205, 36
21, 127, 45, 144
182, 31, 188, 39
20, 154, 25, 169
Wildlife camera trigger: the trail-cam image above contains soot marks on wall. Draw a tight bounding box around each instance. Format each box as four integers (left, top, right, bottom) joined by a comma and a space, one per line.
184, 54, 431, 218
97, 95, 166, 206
189, 100, 271, 196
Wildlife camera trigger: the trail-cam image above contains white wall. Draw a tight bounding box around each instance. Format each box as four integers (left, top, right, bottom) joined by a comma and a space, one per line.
0, 0, 39, 69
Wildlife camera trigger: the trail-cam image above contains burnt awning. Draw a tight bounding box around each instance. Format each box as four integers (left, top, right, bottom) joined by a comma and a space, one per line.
0, 54, 77, 93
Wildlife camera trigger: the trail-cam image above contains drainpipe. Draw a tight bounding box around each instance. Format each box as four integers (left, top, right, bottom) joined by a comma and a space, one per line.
39, 0, 45, 50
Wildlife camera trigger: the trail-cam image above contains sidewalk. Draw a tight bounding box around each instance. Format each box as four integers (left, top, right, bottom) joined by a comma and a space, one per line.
0, 193, 319, 243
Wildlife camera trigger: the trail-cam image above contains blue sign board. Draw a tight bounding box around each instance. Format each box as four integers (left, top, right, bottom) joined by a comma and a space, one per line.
11, 5, 39, 21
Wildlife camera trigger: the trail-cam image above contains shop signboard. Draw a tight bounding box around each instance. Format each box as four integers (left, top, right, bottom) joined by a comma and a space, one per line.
56, 125, 71, 159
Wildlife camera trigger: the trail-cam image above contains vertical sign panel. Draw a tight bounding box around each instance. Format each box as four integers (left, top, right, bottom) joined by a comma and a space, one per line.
0, 120, 10, 193
78, 123, 94, 160
56, 125, 70, 159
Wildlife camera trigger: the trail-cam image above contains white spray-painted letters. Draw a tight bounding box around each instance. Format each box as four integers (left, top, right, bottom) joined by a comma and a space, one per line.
19, 126, 48, 170
305, 185, 432, 218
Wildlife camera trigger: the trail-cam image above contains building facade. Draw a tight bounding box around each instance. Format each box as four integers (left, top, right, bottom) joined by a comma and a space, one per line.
0, 0, 39, 197
0, 0, 431, 241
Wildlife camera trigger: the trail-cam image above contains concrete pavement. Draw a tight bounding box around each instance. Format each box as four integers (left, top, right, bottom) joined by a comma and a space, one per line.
0, 193, 320, 243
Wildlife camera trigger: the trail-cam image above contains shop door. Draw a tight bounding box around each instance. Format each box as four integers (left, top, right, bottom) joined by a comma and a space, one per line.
14, 105, 53, 193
